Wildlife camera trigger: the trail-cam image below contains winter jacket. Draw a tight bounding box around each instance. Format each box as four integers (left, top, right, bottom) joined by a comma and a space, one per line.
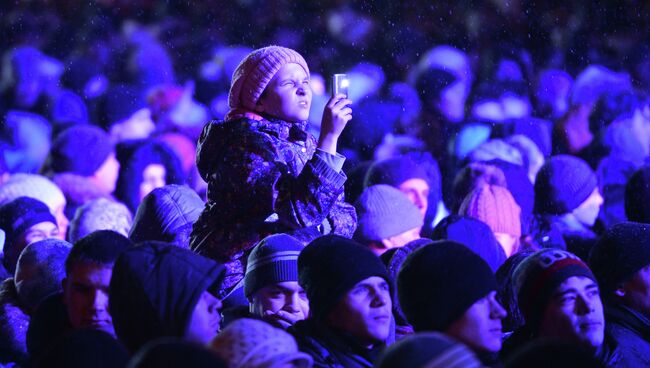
0, 278, 29, 366
290, 319, 384, 368
190, 117, 357, 293
605, 303, 650, 367
129, 184, 204, 248
109, 241, 225, 353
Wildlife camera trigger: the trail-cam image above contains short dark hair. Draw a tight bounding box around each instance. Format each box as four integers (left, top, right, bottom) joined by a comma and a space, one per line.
66, 230, 133, 274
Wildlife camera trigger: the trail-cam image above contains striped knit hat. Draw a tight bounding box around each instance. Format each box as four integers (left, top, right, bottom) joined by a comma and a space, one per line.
244, 234, 303, 299
376, 332, 482, 368
459, 184, 521, 237
227, 46, 309, 118
513, 249, 595, 328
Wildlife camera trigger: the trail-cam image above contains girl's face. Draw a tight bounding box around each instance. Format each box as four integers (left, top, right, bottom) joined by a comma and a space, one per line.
257, 63, 312, 123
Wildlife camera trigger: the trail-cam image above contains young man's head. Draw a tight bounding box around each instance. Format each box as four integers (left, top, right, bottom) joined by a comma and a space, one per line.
514, 249, 604, 351
353, 185, 423, 256
227, 46, 311, 123
534, 155, 603, 227
365, 156, 433, 217
109, 241, 225, 352
244, 234, 308, 329
299, 235, 392, 347
0, 196, 59, 274
589, 222, 650, 318
42, 125, 120, 195
398, 240, 506, 354
63, 230, 133, 336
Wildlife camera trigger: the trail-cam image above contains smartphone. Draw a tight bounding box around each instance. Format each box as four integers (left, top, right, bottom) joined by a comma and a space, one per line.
332, 74, 349, 98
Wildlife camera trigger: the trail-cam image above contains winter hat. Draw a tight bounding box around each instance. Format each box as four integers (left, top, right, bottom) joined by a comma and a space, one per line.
459, 185, 522, 238
534, 155, 597, 215
14, 238, 71, 312
0, 196, 57, 254
431, 215, 507, 272
365, 155, 430, 188
227, 46, 309, 116
244, 234, 303, 299
354, 185, 423, 242
468, 139, 523, 167
625, 166, 650, 223
570, 65, 632, 107
397, 240, 497, 331
0, 174, 66, 212
513, 249, 595, 328
69, 198, 132, 243
376, 332, 482, 368
43, 125, 114, 176
451, 162, 507, 213
128, 338, 227, 368
589, 222, 650, 294
210, 318, 312, 368
298, 235, 390, 320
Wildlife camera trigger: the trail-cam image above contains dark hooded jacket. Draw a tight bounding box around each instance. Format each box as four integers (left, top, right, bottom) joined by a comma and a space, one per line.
109, 241, 225, 353
0, 278, 29, 366
290, 319, 384, 368
129, 184, 203, 248
605, 303, 650, 367
190, 117, 357, 293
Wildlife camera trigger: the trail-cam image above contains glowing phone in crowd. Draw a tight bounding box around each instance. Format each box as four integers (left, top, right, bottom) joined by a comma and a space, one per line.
332, 74, 349, 98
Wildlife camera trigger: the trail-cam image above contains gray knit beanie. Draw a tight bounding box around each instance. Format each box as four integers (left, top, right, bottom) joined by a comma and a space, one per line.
354, 184, 423, 242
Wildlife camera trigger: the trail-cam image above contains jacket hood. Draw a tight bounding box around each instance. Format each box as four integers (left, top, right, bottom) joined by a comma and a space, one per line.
109, 241, 225, 352
129, 185, 204, 247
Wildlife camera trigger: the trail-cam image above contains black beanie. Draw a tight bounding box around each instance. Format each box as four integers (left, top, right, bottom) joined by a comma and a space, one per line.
397, 240, 497, 332
534, 155, 597, 215
0, 196, 56, 245
44, 125, 114, 176
625, 166, 650, 223
244, 234, 303, 299
365, 155, 431, 188
589, 222, 650, 294
298, 235, 390, 320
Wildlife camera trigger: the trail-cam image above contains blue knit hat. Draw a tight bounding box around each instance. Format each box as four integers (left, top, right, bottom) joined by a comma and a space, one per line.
534, 155, 597, 215
244, 234, 303, 299
43, 125, 114, 177
354, 185, 423, 242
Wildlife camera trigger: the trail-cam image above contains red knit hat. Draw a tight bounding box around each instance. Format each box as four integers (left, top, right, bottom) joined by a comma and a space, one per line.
459, 184, 521, 237
227, 46, 309, 119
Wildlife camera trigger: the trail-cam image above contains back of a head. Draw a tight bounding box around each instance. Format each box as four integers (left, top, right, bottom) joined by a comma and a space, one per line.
15, 238, 72, 312
534, 155, 597, 216
41, 125, 114, 177
364, 155, 430, 188
129, 184, 203, 247
109, 241, 225, 352
625, 166, 650, 223
69, 198, 133, 243
210, 318, 312, 368
452, 162, 507, 213
67, 230, 133, 275
458, 185, 522, 240
36, 329, 129, 368
468, 139, 523, 167
376, 332, 482, 368
129, 338, 226, 368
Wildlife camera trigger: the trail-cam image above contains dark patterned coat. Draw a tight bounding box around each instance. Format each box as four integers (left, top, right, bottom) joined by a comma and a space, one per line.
190, 116, 357, 292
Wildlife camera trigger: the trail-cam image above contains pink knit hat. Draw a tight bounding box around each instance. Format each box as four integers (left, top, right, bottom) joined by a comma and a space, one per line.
459, 184, 521, 237
227, 46, 309, 118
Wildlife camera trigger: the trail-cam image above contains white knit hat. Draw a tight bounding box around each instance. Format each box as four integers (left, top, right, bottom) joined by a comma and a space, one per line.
0, 173, 66, 212
210, 318, 312, 368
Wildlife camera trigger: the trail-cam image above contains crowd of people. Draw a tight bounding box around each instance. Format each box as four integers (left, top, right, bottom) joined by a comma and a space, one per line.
1, 1, 650, 367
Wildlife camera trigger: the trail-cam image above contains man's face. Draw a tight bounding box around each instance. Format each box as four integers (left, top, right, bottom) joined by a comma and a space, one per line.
257, 63, 312, 123
445, 291, 507, 353
618, 264, 650, 318
539, 276, 605, 350
573, 188, 604, 227
63, 263, 114, 336
185, 291, 222, 344
250, 281, 309, 328
397, 178, 430, 217
326, 276, 392, 347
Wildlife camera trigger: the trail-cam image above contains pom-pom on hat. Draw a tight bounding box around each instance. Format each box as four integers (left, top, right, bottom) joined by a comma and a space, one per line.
227, 46, 309, 117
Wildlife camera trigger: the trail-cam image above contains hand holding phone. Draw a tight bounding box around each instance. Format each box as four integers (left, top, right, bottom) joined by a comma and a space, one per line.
319, 74, 353, 154
332, 74, 349, 98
